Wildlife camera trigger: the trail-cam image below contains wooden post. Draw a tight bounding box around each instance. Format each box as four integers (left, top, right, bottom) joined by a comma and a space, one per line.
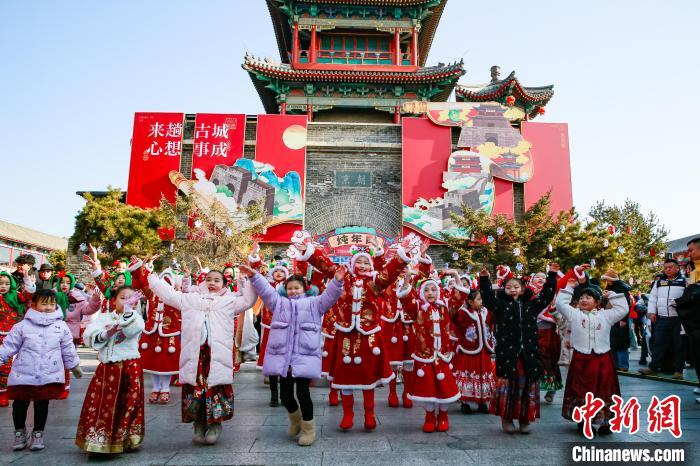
393, 28, 401, 65
411, 26, 419, 66
293, 22, 300, 63
310, 25, 317, 64
280, 102, 287, 115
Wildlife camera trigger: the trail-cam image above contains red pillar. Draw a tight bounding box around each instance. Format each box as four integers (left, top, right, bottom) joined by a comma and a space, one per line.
280, 102, 287, 115
293, 22, 300, 64
411, 26, 419, 66
394, 106, 401, 124
393, 29, 401, 65
306, 104, 313, 122
310, 25, 317, 64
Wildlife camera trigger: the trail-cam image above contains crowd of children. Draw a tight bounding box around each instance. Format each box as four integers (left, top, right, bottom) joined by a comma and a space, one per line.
0, 231, 640, 455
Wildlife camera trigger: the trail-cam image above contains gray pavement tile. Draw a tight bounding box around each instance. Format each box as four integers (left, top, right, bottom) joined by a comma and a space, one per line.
322, 450, 475, 465
4, 348, 696, 464
8, 451, 178, 465
250, 434, 391, 453
466, 447, 563, 465
167, 452, 323, 465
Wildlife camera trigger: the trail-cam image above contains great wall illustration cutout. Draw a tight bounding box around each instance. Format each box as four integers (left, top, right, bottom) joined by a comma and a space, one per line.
170, 158, 303, 226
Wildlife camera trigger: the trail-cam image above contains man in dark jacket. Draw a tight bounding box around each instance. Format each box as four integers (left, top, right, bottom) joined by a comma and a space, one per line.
677, 238, 700, 403
10, 253, 35, 293
639, 259, 686, 379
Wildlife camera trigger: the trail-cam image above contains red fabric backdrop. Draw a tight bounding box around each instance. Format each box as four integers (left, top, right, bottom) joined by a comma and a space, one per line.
521, 122, 573, 213
401, 117, 452, 243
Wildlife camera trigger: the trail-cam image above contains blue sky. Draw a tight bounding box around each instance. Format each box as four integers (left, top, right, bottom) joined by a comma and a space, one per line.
1, 0, 697, 240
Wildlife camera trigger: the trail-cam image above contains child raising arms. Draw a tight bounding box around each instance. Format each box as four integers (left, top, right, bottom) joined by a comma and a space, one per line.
76, 285, 145, 454
238, 263, 345, 446
147, 267, 256, 445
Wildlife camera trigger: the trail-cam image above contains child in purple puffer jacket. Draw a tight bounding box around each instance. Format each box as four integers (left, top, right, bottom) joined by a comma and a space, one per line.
0, 289, 83, 452
239, 264, 345, 447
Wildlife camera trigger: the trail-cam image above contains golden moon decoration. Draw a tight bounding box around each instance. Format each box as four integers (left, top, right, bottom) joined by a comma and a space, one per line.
282, 124, 307, 150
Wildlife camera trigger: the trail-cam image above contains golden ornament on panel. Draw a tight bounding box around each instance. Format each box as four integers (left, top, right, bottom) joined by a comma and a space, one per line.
282, 124, 307, 150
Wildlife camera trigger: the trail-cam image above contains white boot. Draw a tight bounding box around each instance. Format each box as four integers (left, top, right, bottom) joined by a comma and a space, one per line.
204, 423, 222, 445
298, 419, 316, 446
192, 422, 206, 444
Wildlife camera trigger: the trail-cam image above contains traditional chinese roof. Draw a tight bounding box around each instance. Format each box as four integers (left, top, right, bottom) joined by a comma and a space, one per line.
0, 219, 68, 252
243, 53, 464, 113
266, 0, 447, 67
456, 67, 554, 119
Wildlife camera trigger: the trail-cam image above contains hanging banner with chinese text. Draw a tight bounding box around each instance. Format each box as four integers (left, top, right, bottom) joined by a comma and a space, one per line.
126, 112, 184, 208
192, 113, 246, 179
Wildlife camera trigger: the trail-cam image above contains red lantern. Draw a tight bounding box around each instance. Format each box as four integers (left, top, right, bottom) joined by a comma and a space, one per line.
650, 247, 656, 257
608, 225, 616, 236
505, 95, 516, 106
537, 106, 546, 115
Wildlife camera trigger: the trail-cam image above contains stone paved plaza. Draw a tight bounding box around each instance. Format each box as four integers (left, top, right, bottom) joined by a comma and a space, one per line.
2, 348, 698, 465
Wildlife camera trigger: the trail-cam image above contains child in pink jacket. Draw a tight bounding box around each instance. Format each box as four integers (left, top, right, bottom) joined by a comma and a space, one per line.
0, 289, 83, 452
64, 288, 102, 344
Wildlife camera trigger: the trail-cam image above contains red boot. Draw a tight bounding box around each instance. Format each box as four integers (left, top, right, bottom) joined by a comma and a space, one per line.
329, 388, 339, 406
340, 393, 354, 430
437, 410, 449, 432
423, 411, 436, 433
402, 370, 413, 408
0, 393, 8, 407
362, 389, 377, 430
62, 369, 71, 399
388, 378, 399, 408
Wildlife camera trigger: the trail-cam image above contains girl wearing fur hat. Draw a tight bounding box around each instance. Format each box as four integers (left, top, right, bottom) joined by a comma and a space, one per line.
129, 256, 183, 405
479, 264, 559, 434
238, 263, 345, 446
556, 274, 629, 437
0, 271, 35, 407
76, 284, 145, 454
530, 271, 563, 404
451, 286, 496, 415
397, 268, 463, 432
290, 231, 416, 431
248, 245, 291, 408
379, 270, 417, 409
296, 259, 342, 406
146, 266, 256, 445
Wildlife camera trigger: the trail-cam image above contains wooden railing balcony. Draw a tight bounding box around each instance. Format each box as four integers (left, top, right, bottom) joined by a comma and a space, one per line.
299, 49, 411, 66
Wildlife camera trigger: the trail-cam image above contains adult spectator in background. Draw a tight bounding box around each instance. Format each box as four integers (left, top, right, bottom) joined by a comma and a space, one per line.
35, 263, 54, 290
676, 238, 700, 402
639, 259, 686, 379
10, 254, 35, 293
633, 292, 650, 365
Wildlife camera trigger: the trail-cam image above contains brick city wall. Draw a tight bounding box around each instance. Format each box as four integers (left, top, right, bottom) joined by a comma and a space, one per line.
304, 122, 402, 236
